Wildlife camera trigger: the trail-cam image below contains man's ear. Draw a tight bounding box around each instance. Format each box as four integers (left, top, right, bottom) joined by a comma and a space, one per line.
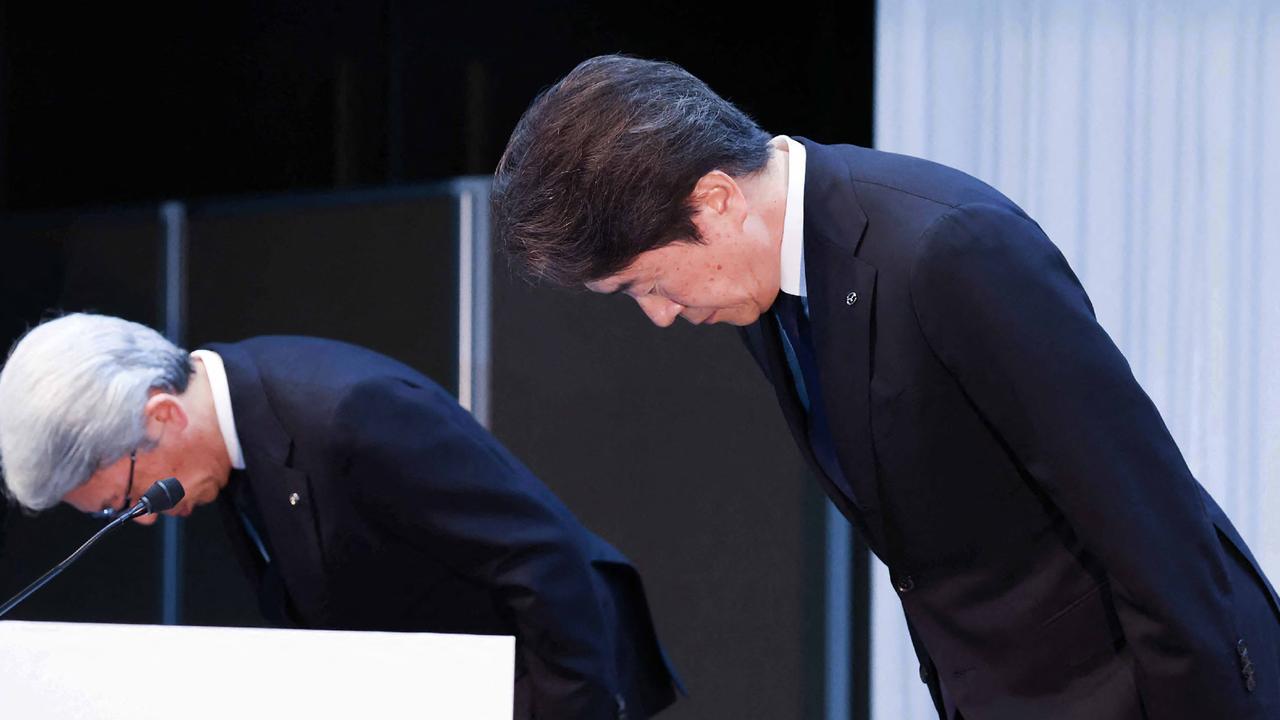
689, 170, 740, 216
143, 392, 189, 438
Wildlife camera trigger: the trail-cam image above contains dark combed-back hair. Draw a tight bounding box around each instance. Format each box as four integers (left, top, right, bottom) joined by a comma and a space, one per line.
492, 55, 773, 285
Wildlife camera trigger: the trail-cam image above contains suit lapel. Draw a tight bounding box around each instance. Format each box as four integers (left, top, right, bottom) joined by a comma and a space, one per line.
745, 311, 887, 554
795, 139, 890, 541
210, 342, 329, 626
742, 318, 875, 536
806, 231, 880, 517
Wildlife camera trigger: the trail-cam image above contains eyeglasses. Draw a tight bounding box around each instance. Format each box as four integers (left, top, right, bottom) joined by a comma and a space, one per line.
95, 450, 136, 521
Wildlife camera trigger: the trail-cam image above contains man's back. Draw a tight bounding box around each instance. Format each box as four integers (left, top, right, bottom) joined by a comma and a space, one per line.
210, 336, 680, 719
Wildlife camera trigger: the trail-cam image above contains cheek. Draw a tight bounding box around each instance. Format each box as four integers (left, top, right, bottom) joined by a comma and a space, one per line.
177, 474, 207, 501
706, 268, 751, 301
63, 470, 116, 512
61, 485, 97, 513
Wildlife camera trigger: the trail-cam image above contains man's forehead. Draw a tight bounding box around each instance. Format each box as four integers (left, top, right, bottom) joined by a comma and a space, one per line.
584, 243, 689, 294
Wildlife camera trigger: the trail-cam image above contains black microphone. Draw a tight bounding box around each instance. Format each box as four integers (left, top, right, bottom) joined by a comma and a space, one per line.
0, 477, 186, 619
120, 477, 186, 520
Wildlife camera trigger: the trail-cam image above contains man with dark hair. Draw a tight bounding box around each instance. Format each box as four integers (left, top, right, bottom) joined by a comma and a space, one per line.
0, 313, 680, 720
493, 55, 1280, 719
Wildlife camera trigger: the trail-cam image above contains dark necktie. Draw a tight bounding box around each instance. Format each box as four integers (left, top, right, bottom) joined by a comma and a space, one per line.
773, 293, 858, 505
230, 472, 272, 565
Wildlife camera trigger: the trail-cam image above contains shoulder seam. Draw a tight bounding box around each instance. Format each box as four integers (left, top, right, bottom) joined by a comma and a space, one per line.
850, 177, 965, 211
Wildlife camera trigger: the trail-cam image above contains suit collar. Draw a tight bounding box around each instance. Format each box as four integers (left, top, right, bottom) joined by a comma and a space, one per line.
207, 342, 294, 469
795, 137, 869, 260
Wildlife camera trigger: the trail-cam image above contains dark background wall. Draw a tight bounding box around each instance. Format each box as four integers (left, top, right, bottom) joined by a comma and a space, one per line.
0, 2, 874, 717
0, 1, 873, 211
489, 268, 830, 719
0, 215, 166, 623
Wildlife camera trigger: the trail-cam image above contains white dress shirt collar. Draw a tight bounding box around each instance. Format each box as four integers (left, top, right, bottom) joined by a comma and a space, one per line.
777, 135, 808, 298
190, 349, 246, 471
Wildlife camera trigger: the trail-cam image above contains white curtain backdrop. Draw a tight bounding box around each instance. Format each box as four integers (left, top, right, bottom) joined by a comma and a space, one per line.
872, 1, 1279, 717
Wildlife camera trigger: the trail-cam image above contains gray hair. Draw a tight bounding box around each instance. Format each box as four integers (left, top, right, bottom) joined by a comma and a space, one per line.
0, 313, 192, 511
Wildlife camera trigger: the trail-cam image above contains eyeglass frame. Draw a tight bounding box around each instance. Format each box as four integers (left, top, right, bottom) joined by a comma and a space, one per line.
95, 450, 136, 521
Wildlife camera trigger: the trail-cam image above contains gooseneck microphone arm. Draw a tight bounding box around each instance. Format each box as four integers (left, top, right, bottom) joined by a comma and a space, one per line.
0, 512, 134, 619
0, 477, 185, 620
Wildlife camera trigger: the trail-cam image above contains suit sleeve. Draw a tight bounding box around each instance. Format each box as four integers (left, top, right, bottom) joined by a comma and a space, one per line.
908, 202, 1256, 718
331, 377, 624, 719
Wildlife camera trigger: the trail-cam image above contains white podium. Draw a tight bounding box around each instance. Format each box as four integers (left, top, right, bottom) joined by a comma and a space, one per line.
0, 620, 514, 719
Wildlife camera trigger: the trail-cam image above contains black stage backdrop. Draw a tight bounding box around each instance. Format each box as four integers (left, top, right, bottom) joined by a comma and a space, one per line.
0, 2, 873, 716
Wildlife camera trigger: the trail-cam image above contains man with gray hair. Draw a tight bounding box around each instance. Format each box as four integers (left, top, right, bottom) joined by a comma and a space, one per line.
0, 312, 680, 720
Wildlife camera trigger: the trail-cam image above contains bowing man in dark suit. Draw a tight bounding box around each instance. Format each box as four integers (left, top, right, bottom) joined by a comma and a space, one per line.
491, 54, 1279, 719
0, 312, 681, 720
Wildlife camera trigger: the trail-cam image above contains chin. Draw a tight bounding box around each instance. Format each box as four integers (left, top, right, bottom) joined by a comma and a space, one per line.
721, 308, 764, 326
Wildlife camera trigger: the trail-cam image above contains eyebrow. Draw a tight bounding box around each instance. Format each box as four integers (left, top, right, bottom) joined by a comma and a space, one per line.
605, 279, 637, 296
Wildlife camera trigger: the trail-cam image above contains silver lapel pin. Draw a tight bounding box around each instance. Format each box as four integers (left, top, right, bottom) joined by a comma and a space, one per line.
846, 291, 858, 306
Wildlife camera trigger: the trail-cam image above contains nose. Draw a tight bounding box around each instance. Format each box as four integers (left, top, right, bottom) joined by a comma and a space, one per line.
635, 295, 683, 328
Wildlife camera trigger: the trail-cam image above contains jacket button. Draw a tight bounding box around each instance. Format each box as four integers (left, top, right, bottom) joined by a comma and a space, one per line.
288, 492, 301, 506
919, 664, 933, 684
895, 575, 915, 593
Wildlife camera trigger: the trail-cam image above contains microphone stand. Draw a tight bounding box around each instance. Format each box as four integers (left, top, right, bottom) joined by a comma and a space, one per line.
0, 500, 156, 620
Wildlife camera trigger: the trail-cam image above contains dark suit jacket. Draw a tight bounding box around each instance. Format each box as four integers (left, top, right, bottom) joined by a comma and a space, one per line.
205, 337, 680, 720
741, 139, 1280, 719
